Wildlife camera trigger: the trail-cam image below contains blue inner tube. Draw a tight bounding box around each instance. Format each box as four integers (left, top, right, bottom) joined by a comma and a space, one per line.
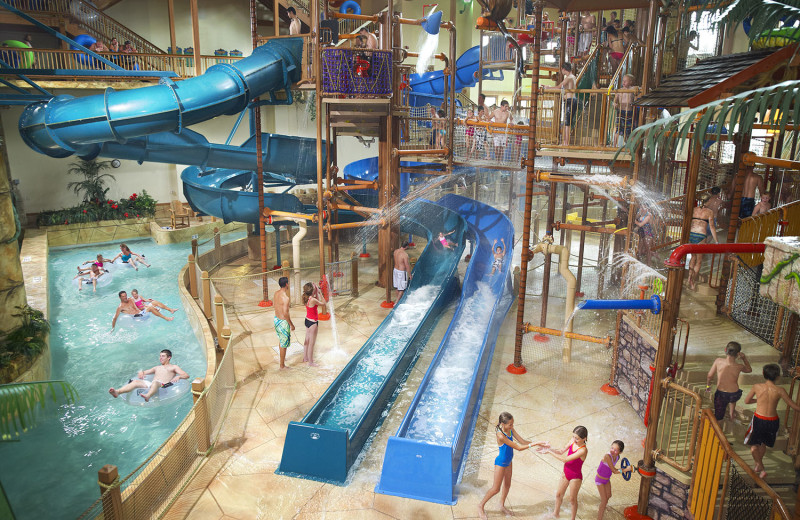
621, 457, 631, 481
70, 34, 97, 67
339, 0, 361, 15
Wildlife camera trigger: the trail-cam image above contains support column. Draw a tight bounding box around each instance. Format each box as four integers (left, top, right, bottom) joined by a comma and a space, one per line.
640, 0, 659, 95
313, 0, 326, 283
252, 0, 271, 307
190, 0, 202, 77
510, 0, 544, 373
167, 0, 177, 53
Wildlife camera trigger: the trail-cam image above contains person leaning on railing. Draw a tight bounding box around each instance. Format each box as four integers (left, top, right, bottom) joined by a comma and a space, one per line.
122, 40, 137, 70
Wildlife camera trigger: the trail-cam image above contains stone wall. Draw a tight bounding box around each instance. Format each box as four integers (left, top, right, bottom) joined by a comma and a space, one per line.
615, 315, 657, 421
45, 218, 152, 247
648, 468, 691, 520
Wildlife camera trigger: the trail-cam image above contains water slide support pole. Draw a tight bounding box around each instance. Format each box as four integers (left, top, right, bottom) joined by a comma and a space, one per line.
314, 0, 327, 284
510, 0, 543, 374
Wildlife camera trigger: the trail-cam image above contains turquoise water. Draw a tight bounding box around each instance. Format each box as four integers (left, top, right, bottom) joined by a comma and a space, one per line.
0, 236, 219, 519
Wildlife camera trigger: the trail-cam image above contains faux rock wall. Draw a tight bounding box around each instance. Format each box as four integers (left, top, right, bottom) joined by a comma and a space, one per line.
615, 316, 656, 421
760, 236, 800, 314
648, 468, 691, 520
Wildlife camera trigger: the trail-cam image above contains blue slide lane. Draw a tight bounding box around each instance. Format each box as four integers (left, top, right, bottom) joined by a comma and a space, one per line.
375, 194, 515, 504
277, 200, 467, 483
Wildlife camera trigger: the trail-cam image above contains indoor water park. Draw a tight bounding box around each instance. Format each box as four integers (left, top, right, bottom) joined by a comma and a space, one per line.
0, 0, 799, 519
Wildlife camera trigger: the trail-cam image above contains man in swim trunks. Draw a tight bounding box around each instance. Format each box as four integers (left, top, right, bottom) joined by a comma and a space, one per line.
613, 74, 637, 145
108, 349, 188, 402
111, 290, 173, 330
550, 63, 577, 146
273, 276, 295, 369
740, 167, 765, 219
489, 100, 511, 161
687, 194, 718, 290
706, 341, 752, 425
578, 11, 595, 55
744, 364, 800, 478
393, 241, 412, 302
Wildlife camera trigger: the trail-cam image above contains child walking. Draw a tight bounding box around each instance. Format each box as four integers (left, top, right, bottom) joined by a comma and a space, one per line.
478, 412, 544, 519
543, 425, 588, 520
595, 440, 628, 520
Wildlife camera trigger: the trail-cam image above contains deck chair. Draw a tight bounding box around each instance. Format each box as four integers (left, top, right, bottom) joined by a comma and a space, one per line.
170, 200, 192, 229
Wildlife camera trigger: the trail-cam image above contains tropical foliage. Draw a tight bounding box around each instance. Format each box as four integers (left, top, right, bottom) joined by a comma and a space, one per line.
37, 190, 157, 226
0, 305, 49, 369
0, 381, 78, 440
66, 159, 116, 204
697, 0, 800, 45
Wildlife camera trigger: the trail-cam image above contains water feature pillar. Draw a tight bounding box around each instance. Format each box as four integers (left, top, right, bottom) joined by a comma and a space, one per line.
0, 147, 26, 335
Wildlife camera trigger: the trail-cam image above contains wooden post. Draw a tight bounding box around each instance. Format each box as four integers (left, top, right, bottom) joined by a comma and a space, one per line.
213, 227, 221, 252
190, 0, 202, 77
191, 238, 198, 259
167, 0, 177, 54
201, 271, 212, 318
274, 0, 280, 36
219, 326, 232, 352
351, 253, 359, 297
188, 254, 198, 298
98, 465, 123, 520
575, 184, 589, 296
214, 295, 224, 331
191, 379, 211, 454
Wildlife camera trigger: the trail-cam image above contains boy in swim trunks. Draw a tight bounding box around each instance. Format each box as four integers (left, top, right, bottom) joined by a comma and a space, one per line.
393, 241, 411, 302
273, 276, 295, 369
744, 364, 800, 478
74, 263, 106, 292
706, 341, 752, 424
108, 349, 188, 402
550, 63, 577, 146
613, 74, 637, 145
490, 238, 506, 275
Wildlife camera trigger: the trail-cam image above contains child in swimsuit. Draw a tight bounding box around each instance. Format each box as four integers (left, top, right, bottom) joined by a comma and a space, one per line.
490, 238, 506, 275
477, 412, 544, 519
464, 109, 476, 159
596, 440, 628, 520
438, 230, 456, 250
112, 243, 150, 270
302, 282, 327, 366
543, 425, 588, 520
78, 253, 113, 275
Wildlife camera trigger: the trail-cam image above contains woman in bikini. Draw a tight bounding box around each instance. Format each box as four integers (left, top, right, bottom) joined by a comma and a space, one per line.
111, 243, 150, 270
688, 194, 719, 290
604, 26, 624, 73
302, 282, 327, 366
477, 412, 544, 519
544, 425, 588, 520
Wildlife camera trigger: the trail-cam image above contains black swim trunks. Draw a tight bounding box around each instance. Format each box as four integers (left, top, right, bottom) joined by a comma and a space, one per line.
744, 413, 780, 447
713, 389, 743, 420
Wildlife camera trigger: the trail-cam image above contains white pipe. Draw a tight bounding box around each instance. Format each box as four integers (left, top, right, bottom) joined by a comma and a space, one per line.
530, 238, 577, 362
291, 219, 308, 300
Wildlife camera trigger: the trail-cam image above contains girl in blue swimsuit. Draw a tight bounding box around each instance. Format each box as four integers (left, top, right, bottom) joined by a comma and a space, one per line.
478, 412, 546, 519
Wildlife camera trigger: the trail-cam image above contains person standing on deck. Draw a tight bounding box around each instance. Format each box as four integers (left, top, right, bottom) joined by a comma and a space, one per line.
393, 241, 412, 302
288, 7, 301, 35
273, 276, 295, 369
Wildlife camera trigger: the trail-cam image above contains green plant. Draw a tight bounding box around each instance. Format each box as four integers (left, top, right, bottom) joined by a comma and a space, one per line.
1, 306, 49, 363
66, 159, 116, 204
36, 190, 157, 226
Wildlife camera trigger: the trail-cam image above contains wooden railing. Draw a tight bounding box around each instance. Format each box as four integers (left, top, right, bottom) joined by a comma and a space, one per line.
11, 0, 165, 57
737, 200, 800, 267
690, 409, 791, 519
0, 47, 242, 78
656, 379, 702, 472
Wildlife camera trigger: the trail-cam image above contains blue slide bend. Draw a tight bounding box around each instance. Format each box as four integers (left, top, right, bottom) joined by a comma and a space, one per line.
407, 45, 503, 107
18, 38, 303, 159
375, 194, 515, 504
277, 200, 467, 484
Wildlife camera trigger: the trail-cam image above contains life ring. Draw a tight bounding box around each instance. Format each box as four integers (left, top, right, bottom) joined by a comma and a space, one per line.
120, 374, 191, 407
339, 0, 360, 15
72, 270, 112, 289
119, 312, 152, 324
1, 40, 35, 68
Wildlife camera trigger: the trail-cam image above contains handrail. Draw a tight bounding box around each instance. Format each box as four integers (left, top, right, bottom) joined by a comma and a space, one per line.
691, 409, 791, 519
655, 379, 701, 473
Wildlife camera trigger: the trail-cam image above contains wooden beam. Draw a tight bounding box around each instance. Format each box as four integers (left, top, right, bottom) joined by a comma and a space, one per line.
167, 0, 177, 54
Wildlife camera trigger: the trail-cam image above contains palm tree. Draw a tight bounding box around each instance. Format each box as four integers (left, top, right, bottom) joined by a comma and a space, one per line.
66, 159, 116, 205
618, 0, 800, 158
0, 380, 78, 518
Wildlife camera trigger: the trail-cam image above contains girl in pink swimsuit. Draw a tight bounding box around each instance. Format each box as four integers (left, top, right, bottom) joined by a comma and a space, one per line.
544, 425, 588, 520
596, 440, 626, 520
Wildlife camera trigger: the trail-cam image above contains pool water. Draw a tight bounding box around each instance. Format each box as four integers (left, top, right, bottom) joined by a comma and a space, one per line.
0, 236, 215, 519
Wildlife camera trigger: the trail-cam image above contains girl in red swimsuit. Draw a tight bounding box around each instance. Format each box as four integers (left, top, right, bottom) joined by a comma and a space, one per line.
544, 425, 588, 520
302, 282, 327, 366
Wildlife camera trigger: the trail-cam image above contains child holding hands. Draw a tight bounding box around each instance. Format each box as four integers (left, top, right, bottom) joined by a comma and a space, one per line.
542, 425, 588, 520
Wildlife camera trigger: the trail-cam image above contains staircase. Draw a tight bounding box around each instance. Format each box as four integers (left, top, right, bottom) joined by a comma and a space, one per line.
6, 0, 165, 56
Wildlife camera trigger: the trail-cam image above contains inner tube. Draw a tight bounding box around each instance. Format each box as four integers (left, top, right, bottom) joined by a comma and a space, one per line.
70, 34, 97, 67
120, 374, 190, 407
339, 0, 360, 15
72, 271, 112, 289
1, 40, 35, 68
119, 312, 151, 324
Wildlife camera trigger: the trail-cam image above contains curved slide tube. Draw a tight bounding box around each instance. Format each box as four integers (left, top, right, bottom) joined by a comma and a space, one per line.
407, 45, 503, 107
375, 194, 515, 504
19, 38, 304, 159
277, 200, 467, 483
578, 295, 661, 315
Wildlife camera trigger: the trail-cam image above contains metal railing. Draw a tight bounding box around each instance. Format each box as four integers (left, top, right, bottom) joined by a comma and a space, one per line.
690, 409, 791, 519
656, 379, 702, 472
12, 0, 165, 57
0, 47, 242, 78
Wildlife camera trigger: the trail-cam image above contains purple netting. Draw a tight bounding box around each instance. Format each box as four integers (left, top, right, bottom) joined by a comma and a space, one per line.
322, 48, 392, 97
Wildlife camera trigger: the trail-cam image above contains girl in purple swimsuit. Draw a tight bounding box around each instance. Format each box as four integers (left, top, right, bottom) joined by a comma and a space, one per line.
477, 412, 544, 520
544, 425, 588, 520
596, 440, 628, 520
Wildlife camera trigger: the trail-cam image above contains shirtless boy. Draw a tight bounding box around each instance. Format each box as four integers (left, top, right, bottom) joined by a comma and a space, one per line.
112, 290, 174, 329
393, 241, 412, 301
490, 100, 512, 161
74, 264, 106, 292
552, 63, 577, 146
740, 167, 765, 219
578, 11, 595, 55
706, 341, 752, 422
108, 349, 188, 402
490, 238, 506, 275
359, 27, 378, 49
273, 276, 295, 369
613, 74, 636, 145
744, 364, 800, 478
752, 194, 772, 217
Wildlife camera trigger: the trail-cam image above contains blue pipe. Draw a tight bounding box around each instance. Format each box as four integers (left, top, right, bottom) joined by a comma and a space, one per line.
578, 295, 661, 315
19, 38, 303, 159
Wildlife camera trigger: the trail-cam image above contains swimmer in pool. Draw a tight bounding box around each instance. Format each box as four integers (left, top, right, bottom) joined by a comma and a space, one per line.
108, 349, 188, 402
112, 290, 173, 330
77, 253, 113, 275
130, 288, 177, 314
438, 230, 456, 250
73, 263, 106, 292
111, 243, 150, 270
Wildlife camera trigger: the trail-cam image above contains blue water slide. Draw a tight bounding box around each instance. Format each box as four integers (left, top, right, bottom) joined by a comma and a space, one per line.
277, 200, 467, 483
407, 45, 503, 107
18, 38, 304, 159
375, 194, 515, 504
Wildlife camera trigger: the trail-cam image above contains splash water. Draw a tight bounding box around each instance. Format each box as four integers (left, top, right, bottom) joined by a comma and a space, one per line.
610, 252, 667, 298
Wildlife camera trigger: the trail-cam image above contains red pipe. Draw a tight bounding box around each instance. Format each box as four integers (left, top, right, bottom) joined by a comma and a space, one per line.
665, 243, 766, 268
